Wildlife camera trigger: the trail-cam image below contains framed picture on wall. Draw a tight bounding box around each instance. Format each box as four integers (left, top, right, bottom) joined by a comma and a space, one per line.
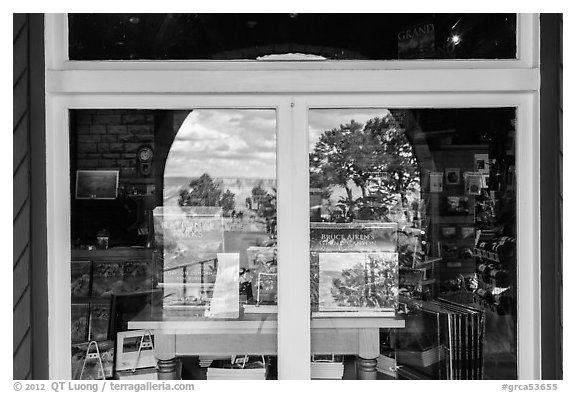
75, 170, 119, 199
445, 168, 460, 185
429, 172, 443, 193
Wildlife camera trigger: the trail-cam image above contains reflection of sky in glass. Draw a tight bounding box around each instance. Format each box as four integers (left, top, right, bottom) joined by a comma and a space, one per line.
165, 109, 277, 179
308, 109, 391, 152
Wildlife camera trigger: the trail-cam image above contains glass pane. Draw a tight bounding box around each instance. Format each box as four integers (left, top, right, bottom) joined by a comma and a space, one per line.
309, 108, 517, 380
70, 109, 278, 380
68, 14, 516, 61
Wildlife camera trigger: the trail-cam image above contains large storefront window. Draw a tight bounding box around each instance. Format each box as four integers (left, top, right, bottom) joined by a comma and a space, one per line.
44, 13, 541, 381
308, 108, 517, 379
67, 106, 520, 380
69, 109, 278, 379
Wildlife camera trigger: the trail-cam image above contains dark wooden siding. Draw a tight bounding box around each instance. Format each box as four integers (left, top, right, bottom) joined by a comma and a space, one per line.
13, 13, 32, 380
13, 13, 48, 380
540, 13, 563, 380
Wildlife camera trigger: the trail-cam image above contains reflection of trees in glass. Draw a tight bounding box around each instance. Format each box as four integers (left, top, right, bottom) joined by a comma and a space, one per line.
309, 115, 420, 220
330, 255, 397, 308
177, 173, 236, 215
251, 185, 269, 211
220, 189, 236, 216
250, 185, 277, 218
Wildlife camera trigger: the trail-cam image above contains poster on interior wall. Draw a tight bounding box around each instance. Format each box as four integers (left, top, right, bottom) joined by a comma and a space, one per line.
153, 206, 225, 312
465, 173, 483, 195
474, 154, 490, 174
397, 22, 435, 59
318, 252, 398, 315
75, 170, 119, 199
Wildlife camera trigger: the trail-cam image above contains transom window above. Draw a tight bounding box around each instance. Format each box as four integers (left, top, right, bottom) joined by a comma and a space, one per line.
68, 13, 517, 61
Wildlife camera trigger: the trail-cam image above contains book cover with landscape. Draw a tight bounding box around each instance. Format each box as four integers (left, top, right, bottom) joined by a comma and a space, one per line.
310, 222, 397, 253
310, 222, 398, 312
153, 206, 225, 310
318, 252, 399, 312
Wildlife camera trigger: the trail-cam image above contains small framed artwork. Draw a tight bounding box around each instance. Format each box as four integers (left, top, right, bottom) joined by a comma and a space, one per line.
460, 226, 476, 240
445, 168, 460, 185
76, 170, 119, 200
116, 330, 156, 371
71, 302, 89, 343
71, 260, 92, 297
440, 226, 457, 239
444, 195, 470, 215
429, 172, 443, 193
465, 173, 483, 195
474, 153, 490, 174
88, 298, 112, 341
91, 261, 124, 296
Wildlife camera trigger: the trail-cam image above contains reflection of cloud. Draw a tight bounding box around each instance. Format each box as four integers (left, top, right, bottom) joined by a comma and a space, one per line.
165, 110, 277, 178
308, 109, 391, 152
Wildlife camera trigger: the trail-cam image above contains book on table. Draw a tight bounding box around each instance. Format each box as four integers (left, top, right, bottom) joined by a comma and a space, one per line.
310, 222, 399, 318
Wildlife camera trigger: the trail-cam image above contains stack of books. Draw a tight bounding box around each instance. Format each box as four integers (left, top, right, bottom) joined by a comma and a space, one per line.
206, 356, 267, 380
398, 296, 485, 380
396, 345, 445, 369
206, 367, 267, 380
310, 356, 344, 380
376, 354, 397, 378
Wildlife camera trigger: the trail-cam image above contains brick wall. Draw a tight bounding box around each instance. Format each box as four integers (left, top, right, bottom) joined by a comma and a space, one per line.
72, 109, 156, 193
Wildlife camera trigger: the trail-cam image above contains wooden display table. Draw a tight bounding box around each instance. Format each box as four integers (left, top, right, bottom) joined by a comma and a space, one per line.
128, 308, 404, 380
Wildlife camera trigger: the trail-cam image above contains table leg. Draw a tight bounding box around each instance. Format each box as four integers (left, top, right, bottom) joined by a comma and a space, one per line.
155, 334, 178, 380
357, 328, 380, 380
356, 357, 378, 380
157, 358, 178, 380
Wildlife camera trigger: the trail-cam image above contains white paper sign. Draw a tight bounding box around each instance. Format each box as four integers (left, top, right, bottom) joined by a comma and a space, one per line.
207, 253, 240, 318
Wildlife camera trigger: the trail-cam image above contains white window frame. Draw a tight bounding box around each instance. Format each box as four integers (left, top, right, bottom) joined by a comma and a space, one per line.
44, 13, 542, 380
47, 14, 538, 70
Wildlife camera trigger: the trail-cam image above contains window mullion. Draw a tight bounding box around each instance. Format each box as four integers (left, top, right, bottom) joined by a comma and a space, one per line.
276, 98, 311, 379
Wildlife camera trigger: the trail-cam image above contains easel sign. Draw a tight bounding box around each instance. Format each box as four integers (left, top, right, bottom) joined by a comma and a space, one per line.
115, 330, 156, 372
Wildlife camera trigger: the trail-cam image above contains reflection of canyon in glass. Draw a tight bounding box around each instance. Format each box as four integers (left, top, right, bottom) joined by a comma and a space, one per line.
162, 109, 278, 311
164, 109, 277, 217
156, 109, 279, 378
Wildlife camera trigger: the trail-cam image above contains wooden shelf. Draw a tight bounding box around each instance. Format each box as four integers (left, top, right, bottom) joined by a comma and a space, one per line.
72, 247, 153, 260
129, 307, 405, 333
